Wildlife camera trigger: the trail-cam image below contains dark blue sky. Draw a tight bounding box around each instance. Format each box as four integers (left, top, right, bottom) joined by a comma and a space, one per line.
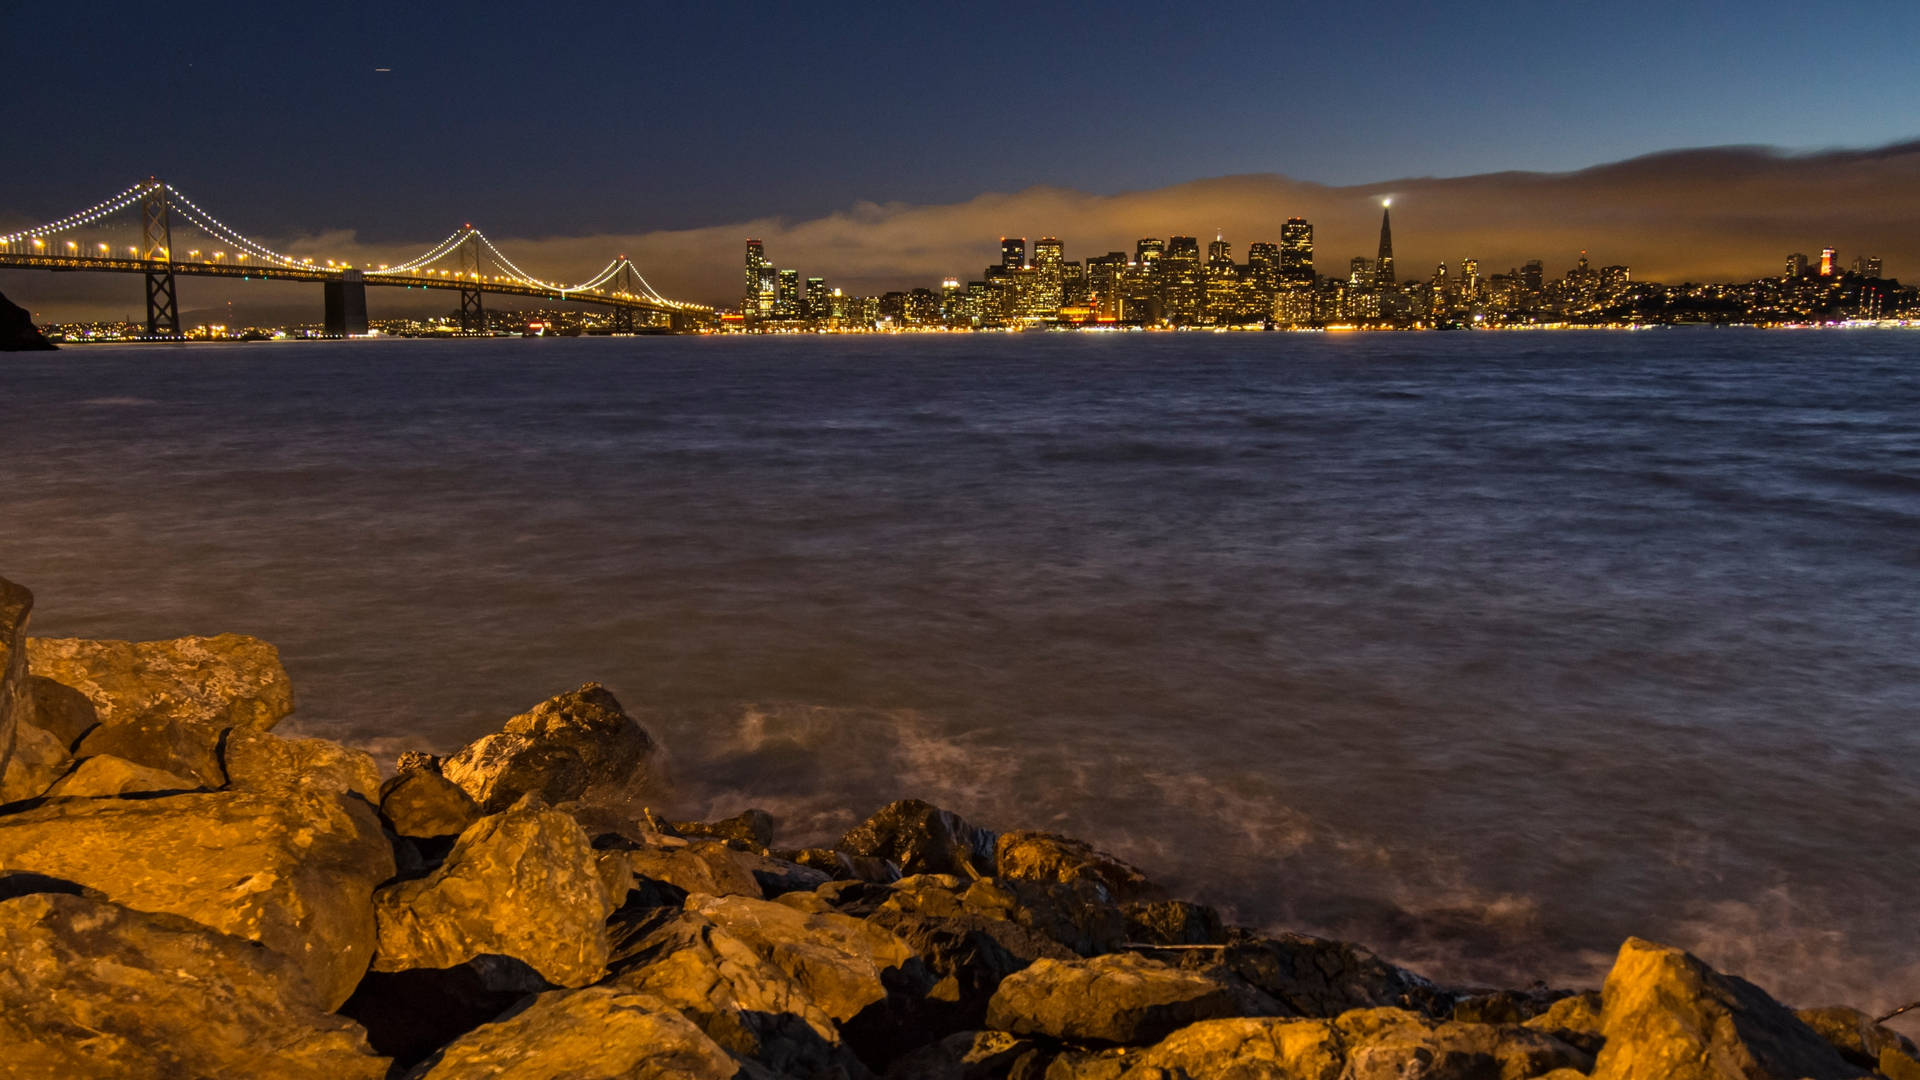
5, 1, 1918, 244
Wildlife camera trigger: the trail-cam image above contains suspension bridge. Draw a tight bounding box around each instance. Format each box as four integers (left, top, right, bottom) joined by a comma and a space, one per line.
0, 178, 713, 335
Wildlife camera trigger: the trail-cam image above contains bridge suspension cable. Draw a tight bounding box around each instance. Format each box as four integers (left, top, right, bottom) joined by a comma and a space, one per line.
0, 183, 147, 244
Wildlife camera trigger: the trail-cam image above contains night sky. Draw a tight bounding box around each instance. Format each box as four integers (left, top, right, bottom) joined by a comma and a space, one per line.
5, 0, 1919, 309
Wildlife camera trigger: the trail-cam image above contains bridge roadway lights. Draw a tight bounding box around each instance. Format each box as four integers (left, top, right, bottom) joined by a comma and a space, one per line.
323, 270, 368, 337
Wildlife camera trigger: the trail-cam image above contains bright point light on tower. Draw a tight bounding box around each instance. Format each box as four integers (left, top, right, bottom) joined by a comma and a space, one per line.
1383, 198, 1392, 207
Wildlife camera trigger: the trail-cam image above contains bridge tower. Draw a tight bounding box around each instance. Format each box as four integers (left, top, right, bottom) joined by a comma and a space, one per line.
458, 228, 485, 332
140, 178, 180, 337
610, 259, 640, 333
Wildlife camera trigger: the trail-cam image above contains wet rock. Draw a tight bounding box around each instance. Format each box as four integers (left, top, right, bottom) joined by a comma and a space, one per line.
339, 963, 529, 1071
1335, 1006, 1594, 1079
676, 807, 776, 850
379, 767, 482, 840
441, 682, 657, 814
0, 578, 33, 779
964, 876, 1130, 957
0, 891, 387, 1079
885, 1030, 1041, 1080
1592, 937, 1865, 1080
1199, 927, 1449, 1018
1524, 990, 1605, 1055
1797, 1006, 1920, 1075
841, 798, 997, 879
413, 986, 758, 1079
689, 891, 927, 1026
995, 830, 1158, 904
627, 838, 772, 898
26, 632, 293, 730
43, 752, 198, 797
0, 787, 392, 1008
791, 845, 905, 883
373, 797, 615, 987
27, 674, 99, 746
0, 718, 71, 802
868, 874, 1076, 1031
984, 952, 1241, 1046
1122, 899, 1226, 946
223, 727, 380, 801
73, 713, 228, 787
609, 908, 863, 1076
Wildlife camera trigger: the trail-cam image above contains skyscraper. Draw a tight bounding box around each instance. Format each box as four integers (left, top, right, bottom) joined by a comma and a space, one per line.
1163, 236, 1203, 324
805, 277, 828, 320
1280, 218, 1313, 282
1001, 237, 1027, 271
776, 269, 800, 318
743, 240, 766, 314
1820, 248, 1836, 276
1375, 202, 1395, 286
1785, 252, 1808, 278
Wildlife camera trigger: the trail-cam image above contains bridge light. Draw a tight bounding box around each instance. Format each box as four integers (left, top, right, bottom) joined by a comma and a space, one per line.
98, 243, 108, 253
32, 238, 43, 249
66, 241, 76, 252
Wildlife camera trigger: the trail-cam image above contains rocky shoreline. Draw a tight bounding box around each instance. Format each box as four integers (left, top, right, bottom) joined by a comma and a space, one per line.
1, 573, 1914, 1079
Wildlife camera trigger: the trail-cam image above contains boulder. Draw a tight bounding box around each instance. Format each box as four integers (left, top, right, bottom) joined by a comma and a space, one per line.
984, 952, 1241, 1046
1591, 937, 1866, 1080
841, 799, 997, 879
1196, 928, 1448, 1018
0, 718, 71, 802
1122, 1017, 1345, 1080
0, 787, 394, 1008
1524, 990, 1605, 1055
26, 633, 293, 730
441, 682, 657, 814
994, 830, 1158, 904
223, 727, 380, 802
688, 892, 926, 1025
26, 674, 98, 746
73, 713, 228, 787
0, 892, 387, 1079
379, 767, 481, 840
676, 808, 776, 850
0, 577, 30, 780
42, 752, 198, 797
962, 876, 1130, 957
790, 846, 905, 883
414, 986, 758, 1079
609, 908, 862, 1076
0, 289, 56, 351
1122, 899, 1226, 946
884, 1030, 1041, 1080
373, 797, 615, 987
1335, 1006, 1593, 1079
1797, 1006, 1920, 1076
625, 839, 774, 899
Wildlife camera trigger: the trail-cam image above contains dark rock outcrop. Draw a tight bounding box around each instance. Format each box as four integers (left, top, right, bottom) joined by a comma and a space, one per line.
441, 682, 657, 814
0, 289, 55, 351
994, 830, 1159, 904
984, 952, 1242, 1046
373, 796, 616, 987
0, 787, 394, 1008
0, 891, 387, 1079
840, 799, 997, 879
0, 578, 30, 780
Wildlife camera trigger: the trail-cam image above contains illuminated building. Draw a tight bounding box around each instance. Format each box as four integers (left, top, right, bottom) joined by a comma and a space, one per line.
1522, 259, 1544, 295
805, 277, 828, 320
1348, 256, 1373, 289
1459, 258, 1480, 302
1135, 238, 1165, 266
743, 240, 766, 314
1280, 219, 1313, 283
1820, 248, 1835, 276
1206, 237, 1234, 273
1854, 255, 1883, 278
1247, 242, 1280, 294
1001, 237, 1026, 271
1086, 252, 1128, 320
776, 269, 800, 318
1785, 252, 1808, 278
1163, 236, 1203, 324
1375, 202, 1395, 285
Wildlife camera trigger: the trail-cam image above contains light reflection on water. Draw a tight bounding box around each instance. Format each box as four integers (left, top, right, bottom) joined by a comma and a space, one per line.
3, 330, 1916, 1017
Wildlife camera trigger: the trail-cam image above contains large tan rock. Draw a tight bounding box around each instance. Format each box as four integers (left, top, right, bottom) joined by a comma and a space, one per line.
1591, 937, 1865, 1080
0, 788, 395, 1008
26, 633, 293, 730
984, 952, 1240, 1046
1124, 1017, 1345, 1079
442, 682, 657, 814
0, 892, 387, 1080
840, 799, 997, 879
0, 577, 30, 780
609, 909, 861, 1075
26, 673, 98, 745
372, 798, 615, 987
378, 767, 481, 839
623, 837, 828, 899
689, 891, 923, 1025
415, 986, 757, 1079
43, 753, 198, 798
0, 718, 71, 802
72, 714, 228, 787
223, 727, 380, 802
1334, 1006, 1593, 1079
1797, 1006, 1920, 1078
